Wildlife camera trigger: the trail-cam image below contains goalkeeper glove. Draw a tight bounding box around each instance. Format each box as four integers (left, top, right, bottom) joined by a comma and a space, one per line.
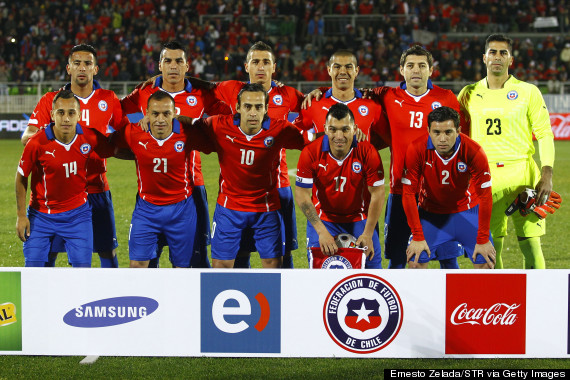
506, 188, 562, 219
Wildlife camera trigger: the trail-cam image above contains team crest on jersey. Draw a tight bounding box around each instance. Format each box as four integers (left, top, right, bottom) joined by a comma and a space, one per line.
358, 105, 369, 116
507, 91, 518, 100
98, 100, 108, 111
323, 274, 403, 354
352, 161, 362, 173
321, 255, 353, 269
457, 161, 467, 173
457, 161, 467, 172
174, 141, 185, 152
264, 136, 275, 147
80, 143, 92, 154
186, 96, 198, 106
273, 95, 283, 106
431, 101, 442, 109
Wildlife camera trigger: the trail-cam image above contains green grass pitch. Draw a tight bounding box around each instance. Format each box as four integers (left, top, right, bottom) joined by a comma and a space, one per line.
0, 139, 568, 376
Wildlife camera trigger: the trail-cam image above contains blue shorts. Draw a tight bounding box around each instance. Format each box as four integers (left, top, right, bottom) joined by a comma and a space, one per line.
50, 190, 118, 253
156, 186, 211, 266
278, 186, 298, 251
129, 196, 197, 267
306, 219, 382, 269
385, 193, 464, 264
211, 204, 284, 260
412, 205, 491, 265
24, 203, 93, 266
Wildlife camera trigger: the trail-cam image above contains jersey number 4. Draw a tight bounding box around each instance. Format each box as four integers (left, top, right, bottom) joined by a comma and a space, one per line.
486, 118, 501, 135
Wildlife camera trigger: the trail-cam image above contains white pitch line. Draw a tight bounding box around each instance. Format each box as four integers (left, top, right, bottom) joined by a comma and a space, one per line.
79, 355, 99, 365
288, 169, 296, 176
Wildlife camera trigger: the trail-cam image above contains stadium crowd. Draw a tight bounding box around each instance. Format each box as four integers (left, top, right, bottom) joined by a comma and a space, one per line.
1, 0, 569, 87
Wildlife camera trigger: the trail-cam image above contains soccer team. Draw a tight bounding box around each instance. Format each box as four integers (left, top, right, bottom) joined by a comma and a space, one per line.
15, 33, 557, 270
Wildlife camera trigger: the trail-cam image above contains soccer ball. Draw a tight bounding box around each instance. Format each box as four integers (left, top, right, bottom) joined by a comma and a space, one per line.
334, 233, 357, 248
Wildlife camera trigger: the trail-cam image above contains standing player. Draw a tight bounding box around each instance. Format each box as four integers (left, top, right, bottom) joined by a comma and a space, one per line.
16, 91, 114, 267
372, 45, 463, 269
121, 40, 231, 268
303, 46, 462, 269
114, 92, 212, 268
402, 107, 495, 269
21, 44, 124, 268
295, 49, 384, 138
189, 41, 305, 268
295, 103, 384, 268
186, 83, 307, 268
458, 34, 555, 269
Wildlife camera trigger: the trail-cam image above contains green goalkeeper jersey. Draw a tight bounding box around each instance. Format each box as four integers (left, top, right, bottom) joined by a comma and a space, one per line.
458, 76, 554, 167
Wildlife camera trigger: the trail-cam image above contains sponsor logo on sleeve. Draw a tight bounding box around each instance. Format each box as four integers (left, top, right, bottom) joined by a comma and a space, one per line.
445, 274, 526, 354
63, 296, 159, 328
201, 273, 281, 353
323, 274, 403, 354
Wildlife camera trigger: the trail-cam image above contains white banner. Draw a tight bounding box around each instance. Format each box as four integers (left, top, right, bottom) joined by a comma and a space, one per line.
0, 268, 568, 358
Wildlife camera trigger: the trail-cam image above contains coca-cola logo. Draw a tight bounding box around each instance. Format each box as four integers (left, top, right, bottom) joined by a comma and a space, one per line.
445, 274, 526, 354
450, 303, 519, 326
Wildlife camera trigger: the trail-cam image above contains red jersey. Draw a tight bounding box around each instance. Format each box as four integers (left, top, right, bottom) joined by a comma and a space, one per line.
402, 133, 492, 243
294, 88, 384, 138
296, 136, 385, 223
18, 123, 114, 214
114, 120, 213, 206
196, 115, 306, 212
372, 81, 460, 195
213, 80, 304, 188
27, 81, 125, 193
121, 76, 231, 187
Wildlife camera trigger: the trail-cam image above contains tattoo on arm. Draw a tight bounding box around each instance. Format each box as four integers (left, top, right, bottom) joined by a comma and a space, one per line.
300, 201, 321, 225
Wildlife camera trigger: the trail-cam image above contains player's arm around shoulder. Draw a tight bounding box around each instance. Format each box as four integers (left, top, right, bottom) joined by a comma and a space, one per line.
180, 116, 216, 154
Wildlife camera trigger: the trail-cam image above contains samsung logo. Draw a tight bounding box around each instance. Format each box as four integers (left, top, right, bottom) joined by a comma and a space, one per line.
63, 296, 159, 328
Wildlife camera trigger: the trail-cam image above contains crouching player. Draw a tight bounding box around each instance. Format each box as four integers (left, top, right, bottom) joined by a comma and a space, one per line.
402, 106, 496, 268
295, 103, 385, 268
113, 91, 213, 268
16, 90, 115, 267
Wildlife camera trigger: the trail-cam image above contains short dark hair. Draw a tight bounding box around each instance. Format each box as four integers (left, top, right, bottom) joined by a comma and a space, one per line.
328, 49, 358, 67
246, 41, 275, 63
147, 91, 175, 109
427, 106, 460, 130
160, 40, 187, 61
69, 44, 97, 62
400, 44, 433, 68
485, 34, 513, 53
325, 103, 355, 125
52, 89, 80, 109
237, 82, 268, 107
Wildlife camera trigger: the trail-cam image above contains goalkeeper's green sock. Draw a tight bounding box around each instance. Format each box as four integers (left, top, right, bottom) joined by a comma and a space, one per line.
494, 237, 504, 269
518, 237, 545, 269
